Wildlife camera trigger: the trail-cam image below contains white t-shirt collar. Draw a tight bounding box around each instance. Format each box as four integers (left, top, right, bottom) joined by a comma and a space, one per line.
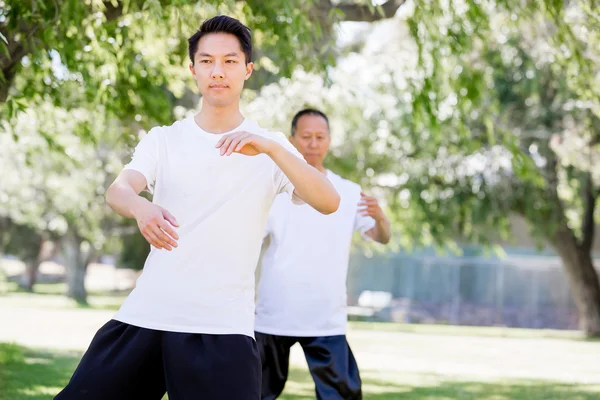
186, 115, 249, 140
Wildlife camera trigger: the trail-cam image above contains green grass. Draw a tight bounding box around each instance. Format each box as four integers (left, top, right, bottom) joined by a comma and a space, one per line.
3, 282, 128, 311
280, 371, 600, 400
5, 282, 68, 296
1, 290, 599, 399
0, 343, 79, 400
1, 342, 599, 400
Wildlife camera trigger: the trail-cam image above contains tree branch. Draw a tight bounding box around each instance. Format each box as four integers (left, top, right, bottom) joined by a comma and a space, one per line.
0, 0, 125, 103
581, 173, 596, 252
337, 0, 406, 22
103, 1, 124, 21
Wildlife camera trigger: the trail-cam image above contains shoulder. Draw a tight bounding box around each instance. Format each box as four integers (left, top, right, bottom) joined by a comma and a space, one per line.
141, 118, 187, 142
244, 120, 289, 144
328, 170, 361, 195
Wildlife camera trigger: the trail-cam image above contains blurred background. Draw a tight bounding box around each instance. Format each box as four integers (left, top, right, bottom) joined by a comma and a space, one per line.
1, 0, 600, 399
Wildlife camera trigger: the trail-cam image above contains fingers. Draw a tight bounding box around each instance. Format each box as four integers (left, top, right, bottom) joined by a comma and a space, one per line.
360, 191, 376, 200
215, 134, 228, 148
358, 206, 372, 216
235, 137, 252, 152
359, 192, 380, 219
158, 220, 179, 245
150, 225, 175, 250
216, 131, 251, 156
139, 216, 179, 251
357, 197, 380, 217
162, 209, 179, 228
227, 133, 251, 155
217, 134, 235, 156
358, 198, 378, 208
143, 228, 171, 251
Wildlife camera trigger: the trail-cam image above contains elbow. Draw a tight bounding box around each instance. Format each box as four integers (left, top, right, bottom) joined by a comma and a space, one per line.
379, 236, 391, 245
319, 191, 340, 215
105, 183, 117, 209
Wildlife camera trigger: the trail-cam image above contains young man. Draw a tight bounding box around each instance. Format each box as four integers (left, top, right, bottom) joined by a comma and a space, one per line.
255, 109, 391, 400
55, 17, 339, 400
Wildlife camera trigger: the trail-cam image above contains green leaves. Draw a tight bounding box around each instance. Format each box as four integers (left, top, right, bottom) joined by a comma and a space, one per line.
4, 97, 27, 120
403, 0, 600, 246
3, 0, 323, 137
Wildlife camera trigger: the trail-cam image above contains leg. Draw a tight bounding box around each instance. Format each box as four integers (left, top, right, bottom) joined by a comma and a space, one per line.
255, 332, 296, 400
162, 333, 261, 400
55, 319, 166, 400
300, 335, 362, 400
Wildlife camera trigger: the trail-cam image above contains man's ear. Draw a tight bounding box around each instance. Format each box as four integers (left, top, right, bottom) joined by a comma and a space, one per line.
245, 62, 254, 80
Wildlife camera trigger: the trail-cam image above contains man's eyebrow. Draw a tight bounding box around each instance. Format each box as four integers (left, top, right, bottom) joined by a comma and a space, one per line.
197, 52, 240, 57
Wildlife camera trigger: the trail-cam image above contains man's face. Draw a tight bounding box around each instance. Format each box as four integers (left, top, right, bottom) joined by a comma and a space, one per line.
189, 33, 253, 107
290, 114, 331, 166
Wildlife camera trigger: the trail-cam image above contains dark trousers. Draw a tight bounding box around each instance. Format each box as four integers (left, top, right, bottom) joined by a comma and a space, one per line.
256, 332, 361, 400
55, 319, 261, 400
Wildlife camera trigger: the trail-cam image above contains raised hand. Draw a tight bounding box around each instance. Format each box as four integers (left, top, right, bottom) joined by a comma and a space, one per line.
215, 131, 276, 156
358, 192, 385, 221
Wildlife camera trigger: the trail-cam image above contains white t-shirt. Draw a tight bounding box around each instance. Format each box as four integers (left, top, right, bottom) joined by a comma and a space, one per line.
255, 170, 376, 337
113, 116, 304, 338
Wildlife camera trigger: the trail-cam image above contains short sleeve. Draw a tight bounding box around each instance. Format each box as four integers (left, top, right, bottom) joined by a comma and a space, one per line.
271, 132, 305, 205
123, 127, 161, 194
354, 187, 376, 239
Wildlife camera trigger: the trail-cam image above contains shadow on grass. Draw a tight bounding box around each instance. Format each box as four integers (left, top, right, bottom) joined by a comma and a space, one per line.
1, 343, 598, 400
279, 367, 600, 400
0, 343, 80, 400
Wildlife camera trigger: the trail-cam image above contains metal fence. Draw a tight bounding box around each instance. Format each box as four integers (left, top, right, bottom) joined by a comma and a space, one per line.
347, 251, 585, 330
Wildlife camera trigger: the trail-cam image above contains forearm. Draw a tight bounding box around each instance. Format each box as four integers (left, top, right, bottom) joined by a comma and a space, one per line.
372, 216, 391, 244
106, 182, 147, 219
268, 145, 340, 214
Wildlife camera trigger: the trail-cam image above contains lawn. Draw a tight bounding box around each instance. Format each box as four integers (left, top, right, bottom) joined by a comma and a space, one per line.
1, 288, 599, 399
1, 342, 599, 400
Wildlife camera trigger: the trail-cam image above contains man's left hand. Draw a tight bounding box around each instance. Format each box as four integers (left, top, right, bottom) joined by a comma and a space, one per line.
358, 192, 385, 221
215, 131, 277, 156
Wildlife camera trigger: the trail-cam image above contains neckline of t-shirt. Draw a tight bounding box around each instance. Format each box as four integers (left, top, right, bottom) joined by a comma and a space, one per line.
186, 115, 250, 139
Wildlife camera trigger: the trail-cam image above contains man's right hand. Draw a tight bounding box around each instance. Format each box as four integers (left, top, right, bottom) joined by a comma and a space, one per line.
133, 199, 180, 251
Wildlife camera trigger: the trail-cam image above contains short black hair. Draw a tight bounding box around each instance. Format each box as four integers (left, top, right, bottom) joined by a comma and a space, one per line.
188, 15, 252, 64
291, 108, 330, 136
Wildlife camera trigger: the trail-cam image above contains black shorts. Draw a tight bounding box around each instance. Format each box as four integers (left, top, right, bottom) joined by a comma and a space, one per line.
55, 319, 261, 400
255, 332, 361, 400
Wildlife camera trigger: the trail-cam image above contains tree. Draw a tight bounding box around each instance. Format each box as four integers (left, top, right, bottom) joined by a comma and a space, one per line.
245, 1, 600, 337
1, 1, 404, 300
402, 0, 600, 336
0, 103, 126, 302
1, 1, 405, 123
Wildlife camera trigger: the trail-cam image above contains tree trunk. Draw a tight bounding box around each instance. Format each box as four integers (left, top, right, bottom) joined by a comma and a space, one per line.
550, 227, 600, 337
18, 239, 58, 291
63, 233, 88, 304
19, 260, 40, 291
